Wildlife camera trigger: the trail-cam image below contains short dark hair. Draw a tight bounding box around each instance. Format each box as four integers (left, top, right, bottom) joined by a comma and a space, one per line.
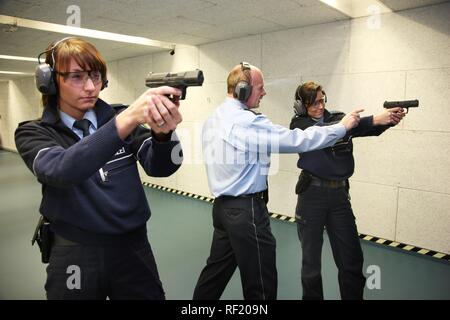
296, 81, 323, 108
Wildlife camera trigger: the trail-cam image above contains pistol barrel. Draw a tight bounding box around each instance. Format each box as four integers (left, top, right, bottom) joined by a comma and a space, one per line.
383, 99, 419, 109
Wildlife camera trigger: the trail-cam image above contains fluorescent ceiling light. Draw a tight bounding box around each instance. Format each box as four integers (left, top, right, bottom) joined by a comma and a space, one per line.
0, 14, 175, 50
0, 55, 37, 62
318, 0, 392, 18
0, 70, 34, 75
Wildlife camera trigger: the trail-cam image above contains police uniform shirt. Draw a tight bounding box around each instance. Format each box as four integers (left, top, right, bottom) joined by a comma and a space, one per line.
202, 97, 347, 197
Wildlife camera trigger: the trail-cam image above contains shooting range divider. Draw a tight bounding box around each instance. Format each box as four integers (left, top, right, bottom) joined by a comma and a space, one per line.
143, 182, 450, 262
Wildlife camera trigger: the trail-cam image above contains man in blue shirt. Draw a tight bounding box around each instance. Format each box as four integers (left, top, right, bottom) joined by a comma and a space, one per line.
193, 62, 362, 300
15, 37, 183, 299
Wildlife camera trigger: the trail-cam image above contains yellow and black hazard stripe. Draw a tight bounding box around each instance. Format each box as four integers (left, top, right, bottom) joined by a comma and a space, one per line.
142, 182, 214, 203
143, 182, 450, 262
270, 213, 296, 223
357, 234, 450, 261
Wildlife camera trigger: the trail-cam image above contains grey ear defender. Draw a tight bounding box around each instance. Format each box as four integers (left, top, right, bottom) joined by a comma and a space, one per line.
293, 98, 307, 116
233, 62, 252, 102
35, 37, 75, 95
234, 80, 252, 102
293, 86, 306, 116
35, 63, 57, 95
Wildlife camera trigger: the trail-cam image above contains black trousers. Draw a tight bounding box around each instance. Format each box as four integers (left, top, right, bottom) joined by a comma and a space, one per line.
193, 194, 277, 300
295, 185, 366, 300
45, 237, 165, 300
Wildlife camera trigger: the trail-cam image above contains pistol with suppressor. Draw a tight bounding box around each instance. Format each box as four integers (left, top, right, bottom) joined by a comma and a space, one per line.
145, 69, 204, 100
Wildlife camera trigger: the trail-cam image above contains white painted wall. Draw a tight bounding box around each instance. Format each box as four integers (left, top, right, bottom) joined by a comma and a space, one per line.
142, 3, 450, 254
0, 81, 8, 150
0, 78, 41, 151
2, 3, 449, 254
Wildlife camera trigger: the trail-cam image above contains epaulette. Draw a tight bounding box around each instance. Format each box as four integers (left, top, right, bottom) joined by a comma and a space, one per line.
329, 110, 345, 116
327, 110, 345, 122
17, 119, 36, 127
244, 109, 261, 116
110, 103, 129, 113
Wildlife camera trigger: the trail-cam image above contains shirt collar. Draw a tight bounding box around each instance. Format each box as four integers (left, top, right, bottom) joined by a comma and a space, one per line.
312, 116, 324, 125
225, 97, 248, 110
42, 97, 114, 127
58, 108, 98, 131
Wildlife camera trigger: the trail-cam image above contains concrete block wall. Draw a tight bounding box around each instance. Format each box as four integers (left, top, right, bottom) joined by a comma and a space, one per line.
0, 81, 8, 149
140, 3, 450, 254
0, 78, 41, 151
2, 3, 449, 253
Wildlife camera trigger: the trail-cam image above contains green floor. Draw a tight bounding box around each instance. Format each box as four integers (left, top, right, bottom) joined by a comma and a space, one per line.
1, 150, 449, 299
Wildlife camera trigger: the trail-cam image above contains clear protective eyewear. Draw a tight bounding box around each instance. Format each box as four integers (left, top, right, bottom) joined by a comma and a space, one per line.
56, 70, 102, 87
310, 97, 326, 108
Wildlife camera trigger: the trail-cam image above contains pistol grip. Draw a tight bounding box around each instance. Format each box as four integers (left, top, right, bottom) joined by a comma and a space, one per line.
180, 87, 187, 100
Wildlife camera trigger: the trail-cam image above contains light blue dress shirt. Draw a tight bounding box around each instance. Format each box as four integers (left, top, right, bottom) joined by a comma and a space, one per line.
59, 109, 98, 139
202, 97, 347, 197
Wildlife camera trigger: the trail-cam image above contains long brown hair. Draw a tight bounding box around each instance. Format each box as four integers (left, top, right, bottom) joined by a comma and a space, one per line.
41, 38, 107, 107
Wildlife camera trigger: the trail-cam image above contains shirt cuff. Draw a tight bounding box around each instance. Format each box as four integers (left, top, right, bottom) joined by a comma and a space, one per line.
334, 123, 347, 138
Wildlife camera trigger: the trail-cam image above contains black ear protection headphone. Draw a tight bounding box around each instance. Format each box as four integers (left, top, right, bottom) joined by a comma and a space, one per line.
233, 61, 252, 102
293, 85, 327, 116
35, 37, 108, 95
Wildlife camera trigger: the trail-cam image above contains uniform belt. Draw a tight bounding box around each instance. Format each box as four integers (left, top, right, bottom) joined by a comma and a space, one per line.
218, 190, 267, 200
239, 191, 266, 199
53, 234, 79, 246
310, 177, 346, 188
